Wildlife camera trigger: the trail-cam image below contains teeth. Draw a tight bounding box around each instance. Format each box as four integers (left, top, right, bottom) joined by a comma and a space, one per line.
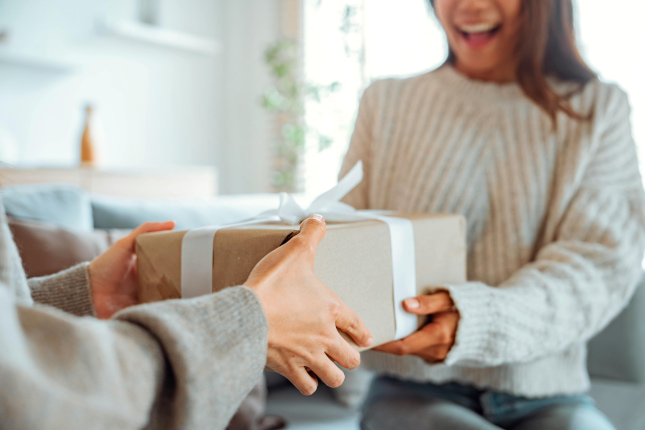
458, 23, 498, 33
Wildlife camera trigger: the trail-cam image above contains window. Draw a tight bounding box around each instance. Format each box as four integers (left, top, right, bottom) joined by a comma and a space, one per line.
303, 0, 445, 196
577, 0, 645, 177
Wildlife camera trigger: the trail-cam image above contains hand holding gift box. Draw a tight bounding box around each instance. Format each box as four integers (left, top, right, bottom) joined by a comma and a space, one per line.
243, 214, 373, 394
136, 162, 467, 349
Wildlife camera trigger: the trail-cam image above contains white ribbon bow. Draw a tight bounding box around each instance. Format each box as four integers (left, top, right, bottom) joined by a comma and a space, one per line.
180, 161, 418, 340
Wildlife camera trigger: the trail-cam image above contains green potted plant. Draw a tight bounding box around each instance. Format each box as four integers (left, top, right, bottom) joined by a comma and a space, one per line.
261, 39, 339, 192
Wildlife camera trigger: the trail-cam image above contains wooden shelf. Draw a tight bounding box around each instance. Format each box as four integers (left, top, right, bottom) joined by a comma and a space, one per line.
0, 166, 219, 199
0, 50, 76, 72
99, 19, 221, 57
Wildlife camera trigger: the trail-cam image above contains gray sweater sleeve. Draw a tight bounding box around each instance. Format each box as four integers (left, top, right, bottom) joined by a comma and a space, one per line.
0, 284, 269, 430
28, 262, 97, 317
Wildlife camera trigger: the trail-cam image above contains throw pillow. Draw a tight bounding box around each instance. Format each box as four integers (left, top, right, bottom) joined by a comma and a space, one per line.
1, 183, 93, 231
91, 194, 279, 230
8, 217, 128, 277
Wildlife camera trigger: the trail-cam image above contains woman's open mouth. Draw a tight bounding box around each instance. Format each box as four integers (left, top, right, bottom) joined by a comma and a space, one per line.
456, 23, 502, 49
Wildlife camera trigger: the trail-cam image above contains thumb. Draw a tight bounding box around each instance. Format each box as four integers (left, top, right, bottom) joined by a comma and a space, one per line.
131, 221, 176, 237
298, 214, 327, 249
403, 291, 454, 315
119, 221, 176, 251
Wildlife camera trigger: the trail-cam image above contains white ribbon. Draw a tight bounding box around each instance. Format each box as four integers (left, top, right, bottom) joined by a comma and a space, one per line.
181, 215, 279, 299
180, 161, 418, 340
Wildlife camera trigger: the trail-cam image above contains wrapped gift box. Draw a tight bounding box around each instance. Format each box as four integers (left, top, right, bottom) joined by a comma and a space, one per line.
136, 213, 466, 349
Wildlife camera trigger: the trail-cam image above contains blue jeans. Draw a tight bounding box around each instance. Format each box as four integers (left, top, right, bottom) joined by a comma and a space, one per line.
360, 376, 615, 430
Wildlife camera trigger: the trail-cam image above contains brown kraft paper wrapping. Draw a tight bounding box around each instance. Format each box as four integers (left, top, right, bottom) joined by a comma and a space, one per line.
136, 214, 467, 349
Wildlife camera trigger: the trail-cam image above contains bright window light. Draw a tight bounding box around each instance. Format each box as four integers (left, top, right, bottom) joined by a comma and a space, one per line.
303, 0, 645, 205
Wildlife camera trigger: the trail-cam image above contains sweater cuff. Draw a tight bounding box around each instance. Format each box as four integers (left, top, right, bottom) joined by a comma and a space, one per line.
117, 285, 269, 370
431, 281, 498, 366
116, 285, 269, 424
28, 262, 96, 317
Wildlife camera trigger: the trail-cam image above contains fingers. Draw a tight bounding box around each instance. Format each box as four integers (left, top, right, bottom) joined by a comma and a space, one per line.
373, 311, 459, 356
307, 357, 346, 389
403, 291, 454, 315
326, 332, 361, 370
420, 345, 453, 364
432, 310, 460, 340
284, 367, 319, 396
297, 215, 327, 249
118, 221, 176, 251
132, 221, 176, 237
334, 301, 373, 348
373, 329, 433, 356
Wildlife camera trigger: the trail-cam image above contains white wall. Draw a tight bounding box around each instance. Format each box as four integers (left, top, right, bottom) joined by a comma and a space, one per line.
576, 0, 645, 181
0, 0, 281, 194
219, 0, 280, 194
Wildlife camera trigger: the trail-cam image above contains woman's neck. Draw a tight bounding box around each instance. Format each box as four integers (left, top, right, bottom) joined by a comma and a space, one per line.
454, 60, 516, 84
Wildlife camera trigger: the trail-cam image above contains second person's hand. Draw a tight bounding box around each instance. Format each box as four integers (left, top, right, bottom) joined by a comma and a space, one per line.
373, 292, 459, 363
245, 214, 373, 395
89, 221, 176, 319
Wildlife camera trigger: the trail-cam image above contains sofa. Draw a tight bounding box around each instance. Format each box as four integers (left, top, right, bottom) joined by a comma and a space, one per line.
1, 183, 644, 430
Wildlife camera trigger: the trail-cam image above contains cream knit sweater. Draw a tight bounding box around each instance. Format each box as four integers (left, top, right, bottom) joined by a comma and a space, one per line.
340, 65, 645, 397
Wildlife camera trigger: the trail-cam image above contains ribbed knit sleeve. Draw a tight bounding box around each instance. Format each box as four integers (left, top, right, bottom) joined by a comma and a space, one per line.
1, 286, 268, 430
340, 81, 380, 210
440, 88, 645, 367
28, 263, 96, 317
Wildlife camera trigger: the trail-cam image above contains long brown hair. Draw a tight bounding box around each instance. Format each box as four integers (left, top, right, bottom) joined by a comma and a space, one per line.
429, 0, 597, 125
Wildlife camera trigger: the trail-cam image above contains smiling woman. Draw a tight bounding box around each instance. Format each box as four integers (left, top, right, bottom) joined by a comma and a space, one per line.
339, 0, 645, 429
431, 0, 597, 124
432, 0, 520, 80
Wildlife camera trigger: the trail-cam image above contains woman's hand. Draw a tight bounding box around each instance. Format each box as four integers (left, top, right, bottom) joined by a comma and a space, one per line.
88, 221, 176, 319
374, 292, 459, 363
245, 215, 373, 396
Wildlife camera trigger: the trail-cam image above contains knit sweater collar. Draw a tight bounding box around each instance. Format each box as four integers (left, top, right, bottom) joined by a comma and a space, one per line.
435, 64, 525, 102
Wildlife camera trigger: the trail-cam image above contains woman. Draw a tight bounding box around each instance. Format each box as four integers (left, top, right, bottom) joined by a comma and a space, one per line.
0, 209, 372, 429
340, 0, 645, 429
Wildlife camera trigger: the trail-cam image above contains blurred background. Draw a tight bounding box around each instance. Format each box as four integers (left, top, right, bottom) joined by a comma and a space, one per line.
0, 0, 642, 196
2, 3, 645, 428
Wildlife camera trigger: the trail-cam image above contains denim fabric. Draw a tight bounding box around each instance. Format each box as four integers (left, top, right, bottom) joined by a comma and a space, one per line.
361, 376, 615, 430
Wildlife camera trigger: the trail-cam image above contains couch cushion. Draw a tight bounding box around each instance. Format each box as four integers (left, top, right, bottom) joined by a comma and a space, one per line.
588, 273, 645, 383
8, 217, 129, 278
1, 183, 93, 231
590, 378, 645, 430
91, 194, 279, 230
